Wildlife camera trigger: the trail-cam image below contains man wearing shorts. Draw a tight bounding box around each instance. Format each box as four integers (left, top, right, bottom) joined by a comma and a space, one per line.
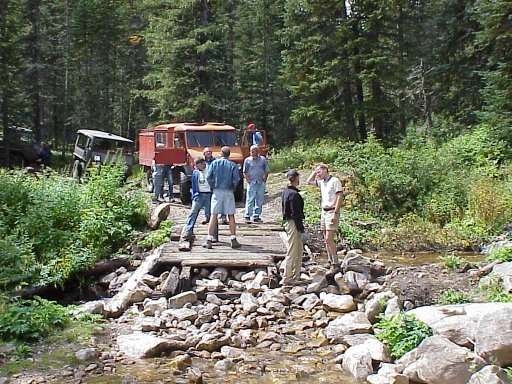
307, 163, 343, 270
204, 146, 241, 249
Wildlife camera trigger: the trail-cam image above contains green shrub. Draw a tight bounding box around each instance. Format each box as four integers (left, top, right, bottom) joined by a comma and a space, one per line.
436, 289, 472, 304
0, 166, 148, 289
375, 312, 432, 359
486, 247, 512, 263
138, 220, 174, 250
0, 297, 69, 342
441, 254, 464, 270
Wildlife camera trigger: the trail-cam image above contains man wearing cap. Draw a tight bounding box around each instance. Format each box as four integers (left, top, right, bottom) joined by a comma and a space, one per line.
204, 146, 241, 249
281, 169, 307, 286
247, 123, 263, 146
306, 163, 344, 271
243, 144, 269, 223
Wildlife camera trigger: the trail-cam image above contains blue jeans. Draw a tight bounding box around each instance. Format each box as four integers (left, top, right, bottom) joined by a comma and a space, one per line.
245, 182, 265, 219
153, 165, 173, 200
183, 192, 212, 236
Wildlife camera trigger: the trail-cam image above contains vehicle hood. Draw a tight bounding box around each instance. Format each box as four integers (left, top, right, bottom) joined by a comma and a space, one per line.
187, 147, 244, 164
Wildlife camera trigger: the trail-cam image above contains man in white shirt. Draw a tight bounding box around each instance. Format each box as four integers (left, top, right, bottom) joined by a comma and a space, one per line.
307, 163, 344, 270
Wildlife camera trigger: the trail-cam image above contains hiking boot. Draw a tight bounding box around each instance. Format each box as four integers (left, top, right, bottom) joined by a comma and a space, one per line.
244, 217, 251, 224
211, 237, 218, 243
221, 218, 229, 225
253, 217, 262, 223
201, 218, 210, 225
203, 239, 213, 249
230, 238, 241, 249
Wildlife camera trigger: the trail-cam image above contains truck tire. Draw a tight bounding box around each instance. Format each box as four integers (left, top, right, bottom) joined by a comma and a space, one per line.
72, 160, 84, 181
234, 179, 244, 202
180, 178, 192, 205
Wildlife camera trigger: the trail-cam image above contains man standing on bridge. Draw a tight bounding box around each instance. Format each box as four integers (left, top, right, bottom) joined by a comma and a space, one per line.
204, 146, 241, 249
243, 144, 269, 223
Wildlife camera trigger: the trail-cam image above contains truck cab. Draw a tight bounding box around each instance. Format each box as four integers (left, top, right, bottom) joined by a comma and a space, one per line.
138, 122, 266, 204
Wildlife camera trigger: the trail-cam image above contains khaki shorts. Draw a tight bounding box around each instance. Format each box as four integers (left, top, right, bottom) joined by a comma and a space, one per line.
321, 210, 339, 231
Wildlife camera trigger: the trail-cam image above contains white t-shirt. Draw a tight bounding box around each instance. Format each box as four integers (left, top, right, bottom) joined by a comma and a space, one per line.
318, 176, 342, 209
198, 169, 211, 193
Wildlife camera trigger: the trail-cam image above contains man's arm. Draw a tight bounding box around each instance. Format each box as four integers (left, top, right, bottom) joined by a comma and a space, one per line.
243, 158, 250, 183
263, 157, 269, 182
306, 169, 317, 186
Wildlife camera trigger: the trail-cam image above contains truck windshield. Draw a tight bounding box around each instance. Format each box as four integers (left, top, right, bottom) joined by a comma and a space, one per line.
186, 131, 237, 147
94, 138, 131, 151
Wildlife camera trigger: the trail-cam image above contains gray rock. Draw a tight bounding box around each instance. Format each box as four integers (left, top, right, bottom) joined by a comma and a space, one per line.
206, 293, 222, 306
241, 271, 256, 282
74, 300, 105, 316
75, 348, 98, 362
384, 297, 401, 318
467, 365, 510, 384
344, 270, 368, 292
196, 279, 225, 292
209, 267, 229, 282
475, 305, 512, 365
215, 359, 235, 371
334, 272, 351, 294
258, 289, 288, 305
491, 262, 512, 293
365, 291, 397, 323
143, 297, 168, 316
321, 293, 355, 313
266, 301, 285, 312
141, 274, 160, 288
324, 312, 372, 341
240, 292, 258, 313
245, 280, 263, 293
163, 308, 198, 322
397, 335, 482, 384
160, 266, 180, 296
342, 252, 372, 275
117, 333, 186, 358
100, 272, 117, 285
306, 267, 328, 293
301, 294, 321, 311
109, 272, 131, 291
148, 204, 171, 229
196, 333, 230, 352
367, 363, 409, 384
168, 291, 197, 308
342, 344, 374, 380
220, 346, 246, 360
140, 317, 163, 332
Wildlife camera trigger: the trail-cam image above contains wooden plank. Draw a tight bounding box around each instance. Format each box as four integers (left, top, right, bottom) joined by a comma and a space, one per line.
158, 253, 275, 263
181, 258, 273, 268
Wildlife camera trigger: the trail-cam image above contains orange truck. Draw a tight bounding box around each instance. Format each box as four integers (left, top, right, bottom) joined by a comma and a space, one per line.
138, 122, 268, 204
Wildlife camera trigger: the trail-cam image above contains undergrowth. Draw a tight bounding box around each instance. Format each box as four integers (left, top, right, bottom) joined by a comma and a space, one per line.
375, 312, 432, 359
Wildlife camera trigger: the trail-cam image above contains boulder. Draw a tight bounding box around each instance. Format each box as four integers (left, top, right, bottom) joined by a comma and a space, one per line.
342, 344, 374, 380
141, 274, 160, 288
75, 348, 98, 362
306, 267, 328, 293
342, 252, 372, 275
148, 204, 171, 229
491, 262, 512, 293
321, 293, 355, 313
168, 291, 197, 308
220, 346, 246, 360
344, 270, 368, 293
74, 300, 105, 316
117, 333, 186, 358
467, 365, 511, 384
162, 308, 198, 322
209, 268, 229, 282
365, 291, 398, 323
367, 364, 409, 384
397, 335, 482, 384
140, 317, 164, 332
240, 292, 258, 313
475, 305, 512, 365
301, 294, 321, 311
196, 333, 230, 352
143, 297, 168, 316
324, 311, 372, 341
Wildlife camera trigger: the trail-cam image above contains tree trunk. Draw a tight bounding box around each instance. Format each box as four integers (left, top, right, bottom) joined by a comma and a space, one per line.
371, 78, 385, 140
0, 0, 11, 166
28, 0, 42, 142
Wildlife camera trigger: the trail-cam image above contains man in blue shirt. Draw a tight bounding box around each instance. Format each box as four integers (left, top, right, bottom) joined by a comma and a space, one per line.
204, 146, 241, 249
243, 145, 269, 223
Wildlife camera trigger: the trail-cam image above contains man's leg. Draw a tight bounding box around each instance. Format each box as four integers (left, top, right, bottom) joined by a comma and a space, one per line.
325, 229, 338, 265
282, 219, 303, 285
153, 165, 164, 202
166, 166, 173, 200
204, 190, 221, 249
244, 183, 255, 221
182, 197, 202, 239
202, 193, 211, 224
253, 183, 265, 221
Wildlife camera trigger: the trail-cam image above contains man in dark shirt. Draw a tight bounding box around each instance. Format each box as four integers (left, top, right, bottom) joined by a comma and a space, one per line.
281, 169, 307, 286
